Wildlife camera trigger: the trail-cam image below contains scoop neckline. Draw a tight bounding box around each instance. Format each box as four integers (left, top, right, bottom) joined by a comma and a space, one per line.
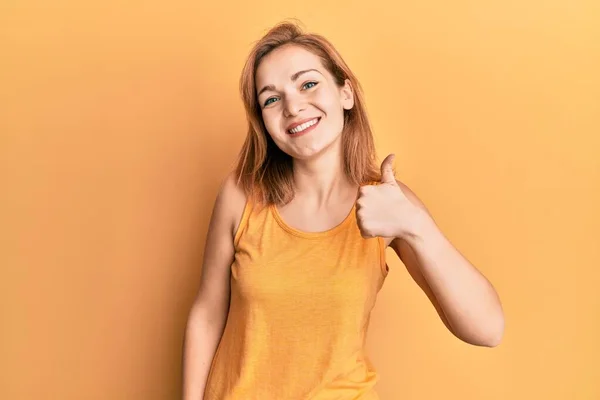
269, 201, 357, 239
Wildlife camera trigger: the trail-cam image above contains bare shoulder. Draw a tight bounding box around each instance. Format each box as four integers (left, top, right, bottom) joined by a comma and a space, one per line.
216, 171, 248, 240
396, 179, 431, 215
193, 172, 246, 309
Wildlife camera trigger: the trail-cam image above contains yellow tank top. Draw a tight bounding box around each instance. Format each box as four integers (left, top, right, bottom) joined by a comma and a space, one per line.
204, 184, 389, 400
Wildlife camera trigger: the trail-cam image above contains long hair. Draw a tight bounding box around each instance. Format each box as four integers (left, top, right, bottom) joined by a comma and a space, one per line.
235, 20, 382, 206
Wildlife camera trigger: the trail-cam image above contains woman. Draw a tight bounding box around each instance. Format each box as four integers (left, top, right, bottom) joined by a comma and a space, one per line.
182, 21, 504, 400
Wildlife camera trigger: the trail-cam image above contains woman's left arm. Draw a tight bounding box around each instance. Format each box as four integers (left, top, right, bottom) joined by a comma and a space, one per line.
391, 180, 505, 347
356, 154, 505, 347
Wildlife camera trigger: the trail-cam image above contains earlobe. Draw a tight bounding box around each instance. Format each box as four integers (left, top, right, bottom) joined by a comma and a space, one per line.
342, 79, 354, 110
343, 96, 354, 110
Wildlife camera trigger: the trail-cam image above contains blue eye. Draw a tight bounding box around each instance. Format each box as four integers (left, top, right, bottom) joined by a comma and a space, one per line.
264, 97, 277, 106
263, 82, 318, 107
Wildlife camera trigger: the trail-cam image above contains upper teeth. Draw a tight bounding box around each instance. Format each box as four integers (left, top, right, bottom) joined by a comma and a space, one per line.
289, 118, 319, 134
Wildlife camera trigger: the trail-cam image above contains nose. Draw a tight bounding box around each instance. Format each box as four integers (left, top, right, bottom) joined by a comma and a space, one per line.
283, 92, 306, 118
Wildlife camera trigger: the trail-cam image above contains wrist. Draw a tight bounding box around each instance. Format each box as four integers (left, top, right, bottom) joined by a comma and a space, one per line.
397, 208, 436, 245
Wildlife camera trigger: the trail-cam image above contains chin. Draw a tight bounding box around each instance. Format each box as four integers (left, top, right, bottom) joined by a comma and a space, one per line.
273, 128, 342, 160
291, 149, 323, 160
290, 141, 336, 160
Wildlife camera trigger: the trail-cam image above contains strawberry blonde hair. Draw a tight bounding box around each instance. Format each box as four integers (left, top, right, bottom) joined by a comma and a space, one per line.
235, 20, 381, 206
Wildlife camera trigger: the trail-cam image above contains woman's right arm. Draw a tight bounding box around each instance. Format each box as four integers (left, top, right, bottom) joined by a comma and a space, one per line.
182, 172, 246, 400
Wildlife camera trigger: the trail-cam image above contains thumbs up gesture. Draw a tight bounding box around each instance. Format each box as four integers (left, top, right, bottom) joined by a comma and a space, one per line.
356, 154, 423, 239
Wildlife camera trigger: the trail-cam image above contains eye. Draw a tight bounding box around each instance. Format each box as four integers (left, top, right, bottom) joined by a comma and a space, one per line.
302, 81, 318, 90
264, 97, 278, 107
262, 81, 318, 107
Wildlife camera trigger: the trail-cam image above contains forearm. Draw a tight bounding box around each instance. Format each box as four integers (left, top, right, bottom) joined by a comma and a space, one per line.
182, 306, 225, 400
402, 211, 505, 346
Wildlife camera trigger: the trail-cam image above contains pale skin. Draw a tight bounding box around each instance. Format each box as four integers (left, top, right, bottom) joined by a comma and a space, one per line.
359, 155, 505, 346
183, 42, 503, 400
255, 43, 505, 347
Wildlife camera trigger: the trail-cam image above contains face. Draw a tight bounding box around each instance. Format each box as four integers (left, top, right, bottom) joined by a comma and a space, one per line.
255, 44, 354, 160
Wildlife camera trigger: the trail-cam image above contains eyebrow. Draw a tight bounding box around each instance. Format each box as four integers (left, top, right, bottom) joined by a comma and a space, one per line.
257, 69, 323, 97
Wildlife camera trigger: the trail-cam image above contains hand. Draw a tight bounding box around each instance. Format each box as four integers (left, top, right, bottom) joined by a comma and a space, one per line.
355, 154, 422, 239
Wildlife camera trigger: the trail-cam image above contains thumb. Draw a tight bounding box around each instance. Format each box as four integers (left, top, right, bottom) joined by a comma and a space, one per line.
380, 154, 397, 185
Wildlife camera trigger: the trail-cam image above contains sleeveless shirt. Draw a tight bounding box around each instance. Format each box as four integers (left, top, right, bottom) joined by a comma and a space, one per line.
204, 183, 389, 399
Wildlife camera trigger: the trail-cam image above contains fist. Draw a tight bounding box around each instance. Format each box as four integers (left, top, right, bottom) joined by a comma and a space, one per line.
355, 154, 421, 239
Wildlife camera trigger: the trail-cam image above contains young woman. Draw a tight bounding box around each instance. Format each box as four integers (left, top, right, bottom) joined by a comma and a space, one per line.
182, 21, 504, 400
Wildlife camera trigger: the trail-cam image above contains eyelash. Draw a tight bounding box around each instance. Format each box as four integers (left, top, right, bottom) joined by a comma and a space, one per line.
263, 81, 319, 107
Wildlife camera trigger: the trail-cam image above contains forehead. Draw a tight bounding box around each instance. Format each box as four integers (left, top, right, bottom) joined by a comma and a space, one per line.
255, 45, 325, 88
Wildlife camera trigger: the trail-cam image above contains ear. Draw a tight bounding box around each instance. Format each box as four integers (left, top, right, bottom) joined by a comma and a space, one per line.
341, 79, 354, 110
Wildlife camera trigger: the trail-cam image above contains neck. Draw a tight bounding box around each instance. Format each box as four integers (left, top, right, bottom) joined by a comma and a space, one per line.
291, 139, 356, 207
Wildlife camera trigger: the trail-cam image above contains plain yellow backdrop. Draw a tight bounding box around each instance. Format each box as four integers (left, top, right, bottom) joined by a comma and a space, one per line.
1, 1, 599, 399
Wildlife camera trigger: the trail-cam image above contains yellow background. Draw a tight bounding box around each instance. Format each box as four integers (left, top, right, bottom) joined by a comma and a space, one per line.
2, 1, 599, 399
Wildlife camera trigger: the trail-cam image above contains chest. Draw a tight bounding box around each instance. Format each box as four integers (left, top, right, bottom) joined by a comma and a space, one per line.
231, 232, 383, 311
273, 197, 357, 234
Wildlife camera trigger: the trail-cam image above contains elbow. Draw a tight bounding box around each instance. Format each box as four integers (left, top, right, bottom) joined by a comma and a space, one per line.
474, 293, 506, 348
477, 313, 505, 348
489, 316, 505, 347
481, 330, 503, 348
455, 312, 505, 348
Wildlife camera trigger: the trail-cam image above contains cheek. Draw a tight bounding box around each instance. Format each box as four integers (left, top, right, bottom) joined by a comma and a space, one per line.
261, 111, 281, 136
318, 97, 345, 129
315, 91, 343, 116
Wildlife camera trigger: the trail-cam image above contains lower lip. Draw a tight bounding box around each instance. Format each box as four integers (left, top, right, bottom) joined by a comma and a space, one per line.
287, 118, 320, 138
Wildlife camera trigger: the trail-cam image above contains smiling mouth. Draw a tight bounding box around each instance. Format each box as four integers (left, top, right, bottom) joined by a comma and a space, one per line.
287, 117, 321, 135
